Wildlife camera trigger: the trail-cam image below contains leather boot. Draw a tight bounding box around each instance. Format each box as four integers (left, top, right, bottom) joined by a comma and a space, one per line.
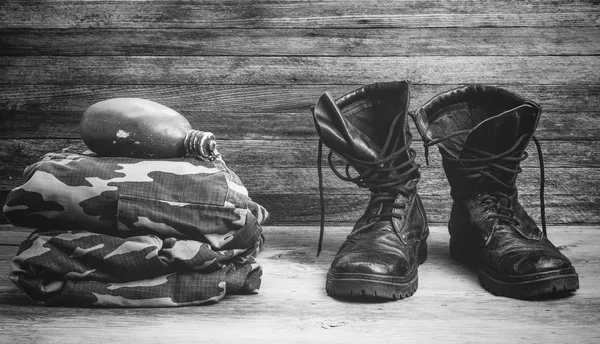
311, 81, 429, 300
412, 85, 579, 299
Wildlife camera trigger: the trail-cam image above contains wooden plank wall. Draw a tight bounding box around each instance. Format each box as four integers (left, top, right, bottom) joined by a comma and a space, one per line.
0, 0, 599, 226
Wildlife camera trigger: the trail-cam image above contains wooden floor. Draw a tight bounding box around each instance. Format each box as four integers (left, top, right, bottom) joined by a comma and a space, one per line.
1, 224, 599, 343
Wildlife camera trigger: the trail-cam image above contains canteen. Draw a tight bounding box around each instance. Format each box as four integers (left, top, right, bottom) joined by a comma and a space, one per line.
80, 98, 218, 160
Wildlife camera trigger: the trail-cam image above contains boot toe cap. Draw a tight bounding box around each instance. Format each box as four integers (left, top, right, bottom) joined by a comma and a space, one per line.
331, 252, 411, 276
517, 254, 573, 275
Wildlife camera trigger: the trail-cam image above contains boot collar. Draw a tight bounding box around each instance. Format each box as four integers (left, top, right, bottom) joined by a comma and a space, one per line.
461, 102, 541, 158
412, 85, 541, 158
312, 81, 410, 164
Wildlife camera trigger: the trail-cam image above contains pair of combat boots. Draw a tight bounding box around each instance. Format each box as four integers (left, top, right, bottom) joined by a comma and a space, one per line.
311, 81, 579, 300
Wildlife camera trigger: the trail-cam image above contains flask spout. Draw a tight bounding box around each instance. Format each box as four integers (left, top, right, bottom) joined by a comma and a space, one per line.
184, 130, 220, 161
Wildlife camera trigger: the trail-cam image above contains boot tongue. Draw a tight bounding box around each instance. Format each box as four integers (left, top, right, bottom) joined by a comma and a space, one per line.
453, 104, 540, 192
461, 103, 539, 158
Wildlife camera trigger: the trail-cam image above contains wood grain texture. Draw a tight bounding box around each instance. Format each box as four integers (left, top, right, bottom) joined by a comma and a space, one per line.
1, 225, 599, 343
1, 0, 599, 29
250, 194, 600, 224
2, 56, 600, 85
2, 85, 598, 114
2, 27, 600, 56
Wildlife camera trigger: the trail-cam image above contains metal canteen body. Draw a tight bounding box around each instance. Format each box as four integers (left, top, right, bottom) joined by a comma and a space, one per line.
80, 98, 218, 160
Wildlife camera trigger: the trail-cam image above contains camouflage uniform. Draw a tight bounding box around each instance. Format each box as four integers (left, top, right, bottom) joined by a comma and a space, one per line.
3, 151, 268, 307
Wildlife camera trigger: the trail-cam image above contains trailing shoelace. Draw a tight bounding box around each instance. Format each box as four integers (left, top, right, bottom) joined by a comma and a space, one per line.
422, 130, 547, 242
316, 112, 419, 256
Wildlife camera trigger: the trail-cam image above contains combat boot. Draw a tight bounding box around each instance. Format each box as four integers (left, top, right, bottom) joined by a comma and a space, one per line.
412, 85, 579, 298
312, 81, 429, 300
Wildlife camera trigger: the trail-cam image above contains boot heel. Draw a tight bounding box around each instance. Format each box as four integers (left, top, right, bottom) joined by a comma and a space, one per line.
449, 236, 476, 267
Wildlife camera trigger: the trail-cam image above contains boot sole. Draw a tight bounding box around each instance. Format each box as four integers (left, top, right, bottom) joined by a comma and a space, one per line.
326, 240, 428, 301
450, 238, 580, 299
478, 266, 579, 299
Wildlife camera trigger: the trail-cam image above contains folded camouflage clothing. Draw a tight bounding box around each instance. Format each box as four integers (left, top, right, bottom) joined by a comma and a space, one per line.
3, 151, 269, 307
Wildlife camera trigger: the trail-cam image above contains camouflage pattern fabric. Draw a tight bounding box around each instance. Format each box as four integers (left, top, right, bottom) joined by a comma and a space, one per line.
3, 151, 269, 307
3, 152, 269, 240
10, 229, 263, 307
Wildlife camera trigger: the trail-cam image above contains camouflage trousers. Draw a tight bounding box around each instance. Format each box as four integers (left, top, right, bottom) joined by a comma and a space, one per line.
4, 151, 269, 307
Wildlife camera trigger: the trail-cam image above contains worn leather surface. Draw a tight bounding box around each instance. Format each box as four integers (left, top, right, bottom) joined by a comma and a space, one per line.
414, 85, 575, 279
439, 105, 539, 199
448, 191, 573, 276
312, 81, 428, 282
412, 85, 540, 160
312, 81, 411, 170
330, 179, 428, 279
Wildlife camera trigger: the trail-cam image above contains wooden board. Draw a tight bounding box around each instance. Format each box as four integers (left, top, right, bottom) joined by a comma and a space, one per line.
1, 85, 598, 114
1, 0, 599, 29
2, 27, 600, 56
2, 56, 599, 85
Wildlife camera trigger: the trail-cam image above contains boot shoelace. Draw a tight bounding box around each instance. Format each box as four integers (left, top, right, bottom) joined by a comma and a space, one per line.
423, 130, 547, 244
316, 112, 419, 256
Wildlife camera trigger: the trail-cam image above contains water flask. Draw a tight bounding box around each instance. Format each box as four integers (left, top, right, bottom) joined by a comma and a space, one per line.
80, 98, 218, 160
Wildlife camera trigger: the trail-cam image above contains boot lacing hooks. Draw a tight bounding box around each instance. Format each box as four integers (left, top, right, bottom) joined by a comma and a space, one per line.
421, 131, 547, 242
316, 112, 419, 256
